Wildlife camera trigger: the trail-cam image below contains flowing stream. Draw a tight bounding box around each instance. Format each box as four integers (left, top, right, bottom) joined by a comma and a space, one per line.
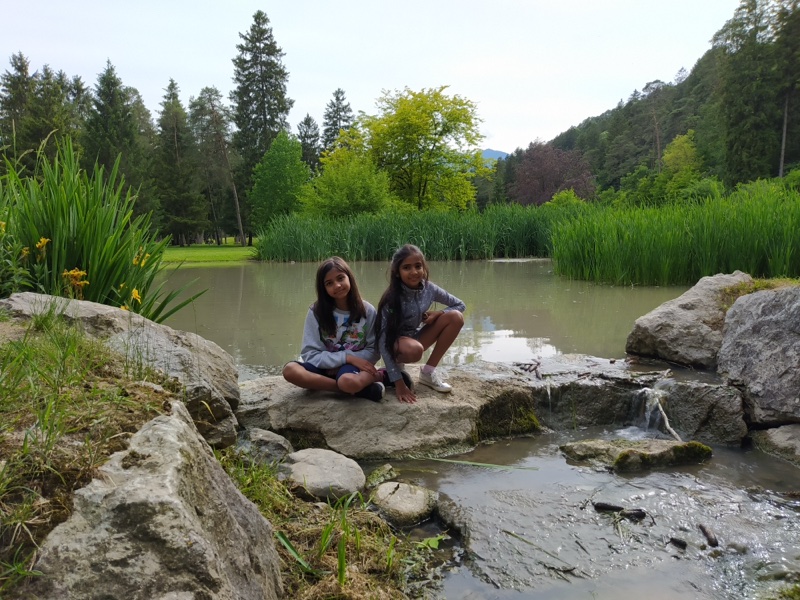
162, 259, 800, 599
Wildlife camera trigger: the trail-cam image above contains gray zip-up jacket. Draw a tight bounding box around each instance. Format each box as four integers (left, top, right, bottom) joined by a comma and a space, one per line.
378, 281, 466, 383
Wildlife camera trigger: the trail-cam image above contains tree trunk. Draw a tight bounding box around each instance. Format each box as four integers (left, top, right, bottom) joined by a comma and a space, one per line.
779, 92, 790, 178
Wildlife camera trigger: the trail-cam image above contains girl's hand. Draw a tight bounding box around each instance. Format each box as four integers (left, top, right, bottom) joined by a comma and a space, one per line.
395, 380, 417, 404
347, 355, 378, 376
422, 310, 441, 325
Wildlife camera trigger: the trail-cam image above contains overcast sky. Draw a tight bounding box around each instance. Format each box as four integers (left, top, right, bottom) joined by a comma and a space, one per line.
4, 1, 741, 153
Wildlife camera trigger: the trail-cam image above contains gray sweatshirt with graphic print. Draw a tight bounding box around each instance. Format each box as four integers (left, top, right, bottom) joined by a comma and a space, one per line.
300, 302, 379, 369
378, 281, 466, 384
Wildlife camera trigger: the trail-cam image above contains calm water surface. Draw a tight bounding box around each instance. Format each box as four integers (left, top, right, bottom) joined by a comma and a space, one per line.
162, 259, 688, 380
162, 260, 799, 599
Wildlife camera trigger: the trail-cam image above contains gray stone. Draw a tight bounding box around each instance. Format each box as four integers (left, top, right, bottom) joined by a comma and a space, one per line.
0, 292, 240, 448
751, 424, 800, 468
560, 438, 713, 472
655, 380, 748, 446
717, 287, 800, 426
236, 428, 294, 467
22, 402, 282, 600
626, 271, 753, 368
278, 448, 366, 501
372, 482, 438, 526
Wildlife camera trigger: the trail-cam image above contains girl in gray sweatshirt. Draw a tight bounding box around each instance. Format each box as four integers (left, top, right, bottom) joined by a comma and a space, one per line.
282, 257, 384, 402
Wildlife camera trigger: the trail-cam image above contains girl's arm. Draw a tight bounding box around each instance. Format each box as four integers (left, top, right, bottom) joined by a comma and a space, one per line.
430, 282, 466, 313
378, 307, 404, 384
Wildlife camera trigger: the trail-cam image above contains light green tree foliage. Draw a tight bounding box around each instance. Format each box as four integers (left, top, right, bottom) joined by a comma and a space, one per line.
655, 130, 703, 199
299, 131, 396, 218
362, 86, 486, 211
250, 130, 309, 227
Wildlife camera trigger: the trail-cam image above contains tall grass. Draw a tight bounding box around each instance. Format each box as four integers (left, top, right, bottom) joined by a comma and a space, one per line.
254, 203, 568, 262
553, 184, 800, 285
2, 139, 201, 322
0, 309, 167, 594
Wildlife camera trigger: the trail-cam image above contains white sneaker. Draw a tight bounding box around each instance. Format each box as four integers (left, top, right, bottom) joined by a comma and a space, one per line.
419, 370, 452, 393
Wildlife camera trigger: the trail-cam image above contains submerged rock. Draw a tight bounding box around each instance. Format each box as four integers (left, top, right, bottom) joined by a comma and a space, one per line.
560, 438, 713, 472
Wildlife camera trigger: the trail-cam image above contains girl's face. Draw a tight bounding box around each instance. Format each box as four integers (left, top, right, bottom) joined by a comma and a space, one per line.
323, 267, 351, 308
398, 253, 425, 289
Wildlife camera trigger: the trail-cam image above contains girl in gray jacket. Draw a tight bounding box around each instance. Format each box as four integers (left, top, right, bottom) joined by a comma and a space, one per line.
283, 257, 384, 401
376, 244, 465, 404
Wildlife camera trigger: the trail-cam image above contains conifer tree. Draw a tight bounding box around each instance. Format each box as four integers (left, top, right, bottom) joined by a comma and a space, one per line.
230, 10, 293, 192
322, 88, 354, 149
155, 79, 207, 245
296, 113, 321, 170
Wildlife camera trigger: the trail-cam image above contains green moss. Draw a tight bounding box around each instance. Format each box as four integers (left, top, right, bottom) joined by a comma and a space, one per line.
671, 441, 713, 463
719, 278, 800, 311
777, 584, 800, 599
475, 389, 540, 440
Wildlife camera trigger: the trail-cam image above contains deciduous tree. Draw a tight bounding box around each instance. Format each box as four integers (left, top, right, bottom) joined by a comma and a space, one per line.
362, 86, 485, 211
249, 131, 309, 227
510, 142, 595, 205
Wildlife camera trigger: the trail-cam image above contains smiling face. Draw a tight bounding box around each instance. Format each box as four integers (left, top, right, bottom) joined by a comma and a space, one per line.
323, 267, 351, 309
398, 253, 426, 289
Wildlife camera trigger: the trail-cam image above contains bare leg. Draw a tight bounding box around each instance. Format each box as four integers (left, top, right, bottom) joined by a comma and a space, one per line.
337, 370, 381, 394
282, 362, 339, 392
415, 310, 464, 367
395, 336, 424, 364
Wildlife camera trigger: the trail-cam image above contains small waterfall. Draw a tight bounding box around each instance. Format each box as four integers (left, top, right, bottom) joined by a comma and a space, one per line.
640, 387, 668, 431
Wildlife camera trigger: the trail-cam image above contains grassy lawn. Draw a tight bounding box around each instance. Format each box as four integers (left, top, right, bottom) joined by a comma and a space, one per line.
163, 244, 258, 264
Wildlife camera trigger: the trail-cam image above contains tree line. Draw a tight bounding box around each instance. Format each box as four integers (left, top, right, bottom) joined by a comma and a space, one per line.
2, 1, 799, 247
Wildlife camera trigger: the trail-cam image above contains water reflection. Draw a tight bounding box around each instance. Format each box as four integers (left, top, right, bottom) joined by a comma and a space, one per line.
162, 259, 688, 380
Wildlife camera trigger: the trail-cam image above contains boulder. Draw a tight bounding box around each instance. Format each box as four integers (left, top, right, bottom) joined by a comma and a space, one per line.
717, 287, 800, 426
278, 448, 366, 501
625, 271, 753, 368
560, 438, 713, 472
0, 292, 239, 448
20, 402, 282, 600
237, 359, 747, 458
372, 482, 438, 527
236, 428, 294, 467
751, 425, 800, 468
650, 380, 748, 446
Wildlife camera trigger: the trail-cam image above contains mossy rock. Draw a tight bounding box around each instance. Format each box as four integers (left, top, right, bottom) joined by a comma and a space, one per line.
475, 388, 540, 441
561, 439, 712, 472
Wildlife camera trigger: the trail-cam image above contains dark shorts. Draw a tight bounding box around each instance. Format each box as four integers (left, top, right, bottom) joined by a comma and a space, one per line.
288, 361, 360, 380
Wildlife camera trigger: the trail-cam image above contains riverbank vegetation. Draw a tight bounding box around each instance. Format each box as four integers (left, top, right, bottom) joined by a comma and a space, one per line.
0, 142, 200, 321
0, 310, 424, 598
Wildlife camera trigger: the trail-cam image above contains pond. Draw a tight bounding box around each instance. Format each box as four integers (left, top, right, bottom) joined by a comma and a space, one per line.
162, 259, 800, 599
162, 259, 687, 381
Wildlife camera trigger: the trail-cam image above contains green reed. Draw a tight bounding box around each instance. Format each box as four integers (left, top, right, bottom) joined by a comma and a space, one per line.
254, 204, 564, 262
553, 184, 800, 285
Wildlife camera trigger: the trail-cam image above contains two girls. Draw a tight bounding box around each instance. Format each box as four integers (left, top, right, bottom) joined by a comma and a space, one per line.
282, 257, 385, 401
376, 244, 465, 404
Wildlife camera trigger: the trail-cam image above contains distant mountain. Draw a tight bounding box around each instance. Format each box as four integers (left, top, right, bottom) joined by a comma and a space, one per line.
482, 148, 508, 160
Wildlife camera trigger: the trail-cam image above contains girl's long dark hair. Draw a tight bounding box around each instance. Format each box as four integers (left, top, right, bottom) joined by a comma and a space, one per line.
313, 257, 366, 336
375, 244, 429, 358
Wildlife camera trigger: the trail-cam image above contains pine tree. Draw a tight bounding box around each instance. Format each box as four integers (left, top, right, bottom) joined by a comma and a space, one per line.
296, 113, 321, 170
322, 88, 354, 149
0, 52, 34, 153
155, 79, 208, 246
189, 86, 245, 245
230, 10, 293, 191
